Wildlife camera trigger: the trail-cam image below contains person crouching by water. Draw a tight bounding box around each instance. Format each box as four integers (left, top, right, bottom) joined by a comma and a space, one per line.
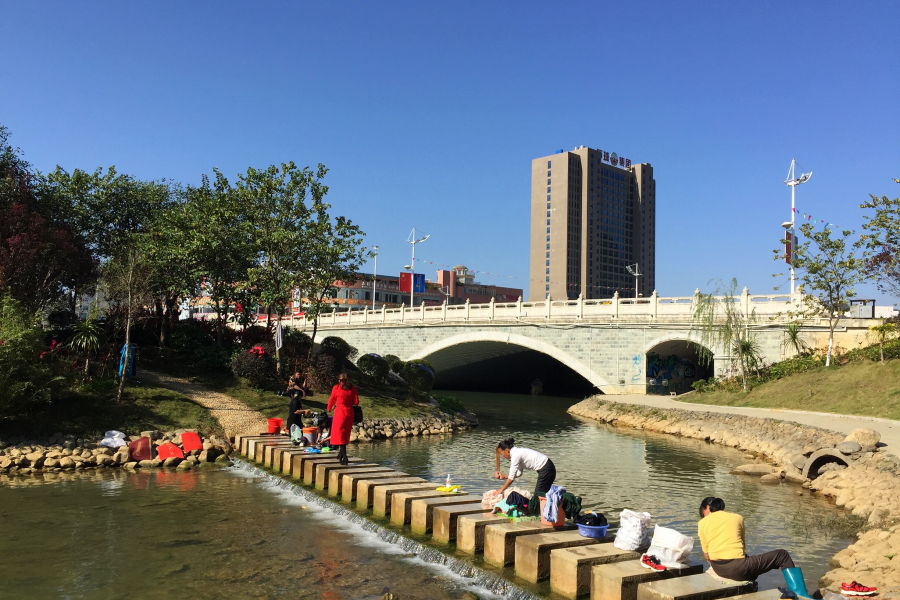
327, 372, 359, 466
698, 497, 811, 598
494, 438, 556, 498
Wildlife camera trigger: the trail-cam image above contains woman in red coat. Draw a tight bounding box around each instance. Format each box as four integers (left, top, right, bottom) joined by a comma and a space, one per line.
327, 372, 359, 465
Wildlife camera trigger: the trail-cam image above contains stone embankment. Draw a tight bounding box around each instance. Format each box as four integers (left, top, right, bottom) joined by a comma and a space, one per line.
568, 397, 900, 597
349, 412, 478, 443
0, 430, 234, 477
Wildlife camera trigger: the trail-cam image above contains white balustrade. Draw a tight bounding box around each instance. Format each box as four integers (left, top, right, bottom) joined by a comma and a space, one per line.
301, 289, 805, 330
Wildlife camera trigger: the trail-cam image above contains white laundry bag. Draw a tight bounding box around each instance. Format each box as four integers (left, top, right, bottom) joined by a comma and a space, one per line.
613, 509, 652, 551
646, 525, 694, 567
99, 431, 128, 448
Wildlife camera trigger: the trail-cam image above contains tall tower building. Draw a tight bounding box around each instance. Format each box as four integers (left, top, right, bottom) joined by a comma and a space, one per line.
529, 145, 656, 301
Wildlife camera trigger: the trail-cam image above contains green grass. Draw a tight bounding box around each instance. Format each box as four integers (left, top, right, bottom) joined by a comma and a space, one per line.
686, 359, 900, 420
0, 377, 225, 440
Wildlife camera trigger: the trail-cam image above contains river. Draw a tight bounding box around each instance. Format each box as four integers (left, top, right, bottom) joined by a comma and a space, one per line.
0, 391, 853, 599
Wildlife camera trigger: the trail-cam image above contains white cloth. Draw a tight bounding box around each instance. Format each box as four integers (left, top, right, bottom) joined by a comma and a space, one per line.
646, 525, 693, 567
506, 447, 548, 481
613, 509, 652, 551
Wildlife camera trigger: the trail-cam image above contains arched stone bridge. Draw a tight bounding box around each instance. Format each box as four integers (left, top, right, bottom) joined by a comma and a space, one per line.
298, 290, 870, 394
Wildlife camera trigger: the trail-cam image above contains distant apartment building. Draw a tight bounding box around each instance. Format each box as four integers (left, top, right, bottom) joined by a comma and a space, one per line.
529, 145, 656, 301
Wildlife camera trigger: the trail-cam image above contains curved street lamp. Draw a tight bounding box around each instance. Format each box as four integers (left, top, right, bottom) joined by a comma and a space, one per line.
784, 159, 813, 294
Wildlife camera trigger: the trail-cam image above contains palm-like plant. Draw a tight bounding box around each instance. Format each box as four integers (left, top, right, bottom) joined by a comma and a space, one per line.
68, 319, 105, 376
782, 322, 810, 357
867, 322, 898, 364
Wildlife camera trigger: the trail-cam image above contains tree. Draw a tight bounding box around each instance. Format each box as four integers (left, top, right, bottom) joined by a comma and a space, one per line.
0, 292, 58, 417
102, 237, 152, 402
691, 279, 758, 391
68, 317, 105, 376
182, 171, 255, 346
782, 322, 810, 356
866, 322, 897, 364
859, 179, 900, 296
784, 225, 868, 366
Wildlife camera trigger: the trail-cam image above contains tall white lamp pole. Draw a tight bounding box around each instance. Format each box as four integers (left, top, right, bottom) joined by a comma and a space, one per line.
371, 245, 379, 310
406, 228, 430, 307
626, 263, 642, 299
783, 159, 812, 294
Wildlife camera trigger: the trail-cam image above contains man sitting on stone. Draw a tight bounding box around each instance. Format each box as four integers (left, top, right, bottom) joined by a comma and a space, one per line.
698, 497, 810, 597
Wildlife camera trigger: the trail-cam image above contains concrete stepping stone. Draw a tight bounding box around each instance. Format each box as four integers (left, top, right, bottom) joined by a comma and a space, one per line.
341, 472, 411, 503
550, 544, 641, 599
313, 462, 377, 489
356, 477, 427, 508
410, 496, 481, 534
484, 521, 577, 567
289, 452, 335, 478
239, 435, 278, 456
457, 513, 509, 554
327, 467, 394, 496
304, 457, 364, 485
273, 447, 309, 473
591, 561, 703, 600
261, 441, 296, 465
636, 572, 757, 600
432, 503, 490, 543
515, 530, 613, 583
372, 482, 438, 516
390, 490, 467, 525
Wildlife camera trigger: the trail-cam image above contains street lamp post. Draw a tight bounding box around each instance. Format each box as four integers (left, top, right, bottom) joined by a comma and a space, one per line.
406, 228, 430, 307
783, 159, 812, 294
626, 263, 642, 299
371, 245, 379, 310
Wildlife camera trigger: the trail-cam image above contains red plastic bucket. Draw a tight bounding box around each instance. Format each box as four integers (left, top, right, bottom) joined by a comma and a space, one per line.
267, 418, 283, 434
539, 496, 566, 527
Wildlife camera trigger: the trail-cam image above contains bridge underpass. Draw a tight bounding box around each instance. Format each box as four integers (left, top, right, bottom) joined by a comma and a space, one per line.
425, 340, 596, 396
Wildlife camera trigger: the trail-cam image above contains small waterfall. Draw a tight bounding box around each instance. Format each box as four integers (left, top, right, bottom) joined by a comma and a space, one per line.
233, 459, 542, 600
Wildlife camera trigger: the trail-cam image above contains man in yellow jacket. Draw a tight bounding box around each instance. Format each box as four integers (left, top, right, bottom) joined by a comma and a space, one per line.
697, 497, 809, 598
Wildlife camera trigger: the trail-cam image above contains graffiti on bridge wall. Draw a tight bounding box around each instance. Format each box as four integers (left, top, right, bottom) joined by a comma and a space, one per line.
647, 352, 696, 381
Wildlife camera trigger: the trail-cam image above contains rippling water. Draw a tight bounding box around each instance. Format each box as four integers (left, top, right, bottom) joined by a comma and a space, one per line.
0, 391, 852, 598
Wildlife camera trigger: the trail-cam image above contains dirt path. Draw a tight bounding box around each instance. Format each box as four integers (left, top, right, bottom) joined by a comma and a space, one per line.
141, 370, 269, 440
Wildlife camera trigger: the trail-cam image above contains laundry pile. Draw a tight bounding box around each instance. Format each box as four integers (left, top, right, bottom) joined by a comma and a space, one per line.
481, 487, 533, 517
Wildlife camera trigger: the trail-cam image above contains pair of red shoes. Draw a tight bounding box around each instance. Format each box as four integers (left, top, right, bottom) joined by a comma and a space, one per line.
641, 554, 666, 571
841, 581, 877, 596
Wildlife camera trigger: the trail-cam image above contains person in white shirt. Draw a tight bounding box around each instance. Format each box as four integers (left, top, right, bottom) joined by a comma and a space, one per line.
494, 437, 556, 497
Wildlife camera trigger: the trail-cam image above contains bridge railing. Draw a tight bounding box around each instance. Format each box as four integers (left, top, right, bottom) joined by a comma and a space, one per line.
307, 288, 804, 328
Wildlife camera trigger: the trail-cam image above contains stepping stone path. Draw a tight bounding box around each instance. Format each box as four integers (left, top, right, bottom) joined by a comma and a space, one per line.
143, 370, 268, 439
237, 433, 798, 600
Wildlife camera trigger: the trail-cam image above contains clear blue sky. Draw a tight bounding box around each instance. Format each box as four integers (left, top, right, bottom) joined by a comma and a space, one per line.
2, 2, 898, 303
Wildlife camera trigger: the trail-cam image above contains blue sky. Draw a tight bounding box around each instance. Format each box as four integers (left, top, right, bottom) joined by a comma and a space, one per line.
2, 2, 898, 303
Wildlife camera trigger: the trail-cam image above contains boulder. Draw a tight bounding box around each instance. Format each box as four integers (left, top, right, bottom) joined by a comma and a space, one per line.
214, 454, 231, 465
176, 460, 192, 471
44, 457, 60, 468
140, 430, 162, 440
790, 453, 808, 469
733, 464, 775, 475
845, 428, 881, 447
837, 441, 862, 455
163, 457, 182, 467
139, 460, 154, 468
59, 457, 75, 469
123, 461, 139, 470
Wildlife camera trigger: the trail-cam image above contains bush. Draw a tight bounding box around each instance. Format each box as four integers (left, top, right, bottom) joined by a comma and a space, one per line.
0, 294, 58, 417
171, 319, 217, 351
237, 325, 271, 347
309, 352, 340, 391
231, 348, 277, 388
357, 353, 389, 381
384, 354, 405, 373
846, 338, 900, 363
401, 361, 434, 394
435, 395, 465, 413
320, 336, 358, 361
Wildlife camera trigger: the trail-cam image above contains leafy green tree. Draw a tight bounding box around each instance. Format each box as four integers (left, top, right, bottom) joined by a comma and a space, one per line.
68, 317, 105, 376
859, 179, 900, 296
0, 292, 58, 417
867, 322, 897, 364
783, 224, 868, 366
182, 172, 255, 346
691, 279, 758, 390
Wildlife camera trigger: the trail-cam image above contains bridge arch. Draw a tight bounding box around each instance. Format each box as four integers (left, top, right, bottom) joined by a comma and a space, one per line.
409, 331, 611, 392
641, 334, 715, 395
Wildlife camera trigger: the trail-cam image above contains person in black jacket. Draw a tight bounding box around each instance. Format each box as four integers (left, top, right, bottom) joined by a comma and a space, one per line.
285, 372, 311, 433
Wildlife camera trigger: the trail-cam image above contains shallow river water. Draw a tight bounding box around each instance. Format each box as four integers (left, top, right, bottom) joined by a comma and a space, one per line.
0, 392, 853, 599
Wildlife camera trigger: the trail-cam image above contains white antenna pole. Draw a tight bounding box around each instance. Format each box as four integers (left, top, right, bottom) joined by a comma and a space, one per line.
371, 245, 379, 310
790, 159, 796, 294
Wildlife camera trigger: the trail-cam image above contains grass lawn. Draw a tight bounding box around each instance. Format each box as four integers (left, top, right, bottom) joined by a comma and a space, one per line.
0, 377, 225, 440
684, 359, 900, 421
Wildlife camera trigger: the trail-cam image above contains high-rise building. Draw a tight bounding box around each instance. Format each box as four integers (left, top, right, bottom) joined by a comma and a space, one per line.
529, 145, 656, 301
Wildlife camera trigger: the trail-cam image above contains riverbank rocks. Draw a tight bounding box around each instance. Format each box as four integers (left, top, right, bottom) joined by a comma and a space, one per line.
349, 412, 478, 444
0, 429, 234, 479
568, 397, 900, 600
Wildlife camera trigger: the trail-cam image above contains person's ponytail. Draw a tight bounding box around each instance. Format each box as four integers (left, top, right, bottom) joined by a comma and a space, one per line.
497, 437, 515, 451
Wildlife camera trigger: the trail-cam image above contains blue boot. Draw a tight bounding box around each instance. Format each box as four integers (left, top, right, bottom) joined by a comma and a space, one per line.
783, 567, 812, 599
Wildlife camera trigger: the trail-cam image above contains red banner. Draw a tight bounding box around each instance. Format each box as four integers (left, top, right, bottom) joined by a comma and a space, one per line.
399, 272, 412, 292
785, 231, 793, 264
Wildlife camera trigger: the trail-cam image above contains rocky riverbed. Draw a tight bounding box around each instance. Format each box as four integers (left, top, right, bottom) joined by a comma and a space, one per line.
349, 411, 478, 442
0, 430, 234, 476
568, 397, 900, 598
